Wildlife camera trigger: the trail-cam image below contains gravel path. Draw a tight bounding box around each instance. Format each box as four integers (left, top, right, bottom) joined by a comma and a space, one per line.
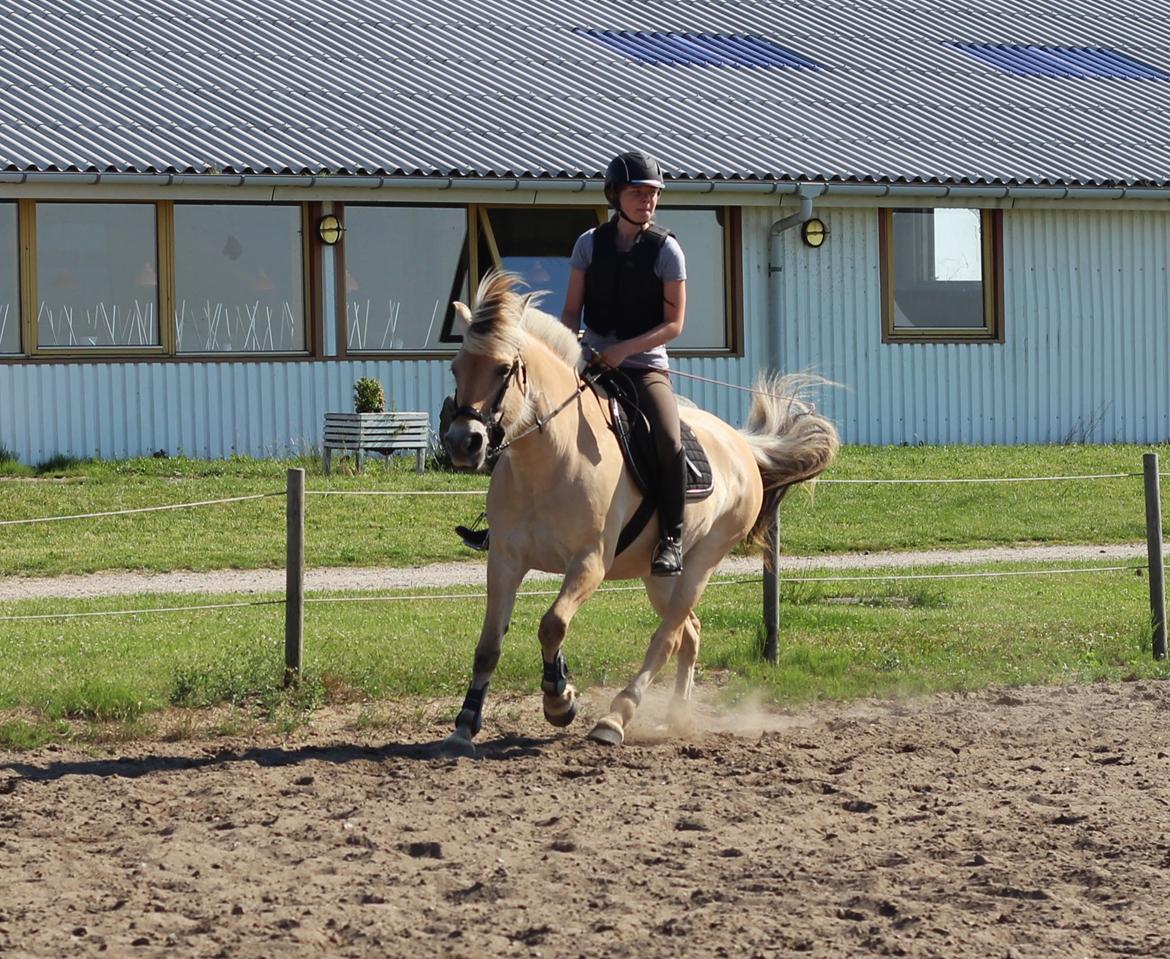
0, 542, 1151, 600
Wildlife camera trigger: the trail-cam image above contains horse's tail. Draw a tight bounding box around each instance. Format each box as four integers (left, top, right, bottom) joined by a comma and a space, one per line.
739, 373, 839, 547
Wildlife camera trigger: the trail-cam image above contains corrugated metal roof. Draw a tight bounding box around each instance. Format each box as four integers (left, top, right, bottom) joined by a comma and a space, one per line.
1, 0, 1169, 187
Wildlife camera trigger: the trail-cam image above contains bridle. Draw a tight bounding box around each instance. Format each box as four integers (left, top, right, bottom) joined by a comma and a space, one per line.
452, 353, 594, 457
452, 356, 523, 453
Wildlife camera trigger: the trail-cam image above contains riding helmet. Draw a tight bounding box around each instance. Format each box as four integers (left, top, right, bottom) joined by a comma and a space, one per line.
603, 151, 664, 207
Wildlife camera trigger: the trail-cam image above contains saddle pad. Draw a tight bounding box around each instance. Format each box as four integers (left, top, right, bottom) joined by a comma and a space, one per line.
609, 397, 714, 502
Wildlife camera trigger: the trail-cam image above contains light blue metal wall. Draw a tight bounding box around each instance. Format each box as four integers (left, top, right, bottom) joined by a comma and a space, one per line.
764, 205, 1170, 445
0, 359, 454, 462
2, 202, 1167, 463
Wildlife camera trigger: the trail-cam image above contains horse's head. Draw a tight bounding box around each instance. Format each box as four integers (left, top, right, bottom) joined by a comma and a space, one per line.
444, 272, 532, 471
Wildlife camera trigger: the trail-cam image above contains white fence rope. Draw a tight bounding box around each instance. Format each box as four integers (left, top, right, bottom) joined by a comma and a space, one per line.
0, 491, 283, 526
0, 598, 284, 622
1, 564, 1146, 622
821, 473, 1139, 485
307, 490, 485, 496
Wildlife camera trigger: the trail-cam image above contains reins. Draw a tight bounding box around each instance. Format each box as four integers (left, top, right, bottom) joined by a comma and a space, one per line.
454, 354, 596, 458
494, 368, 595, 454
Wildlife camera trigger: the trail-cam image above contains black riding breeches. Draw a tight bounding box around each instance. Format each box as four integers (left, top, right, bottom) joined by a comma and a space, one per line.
623, 368, 685, 543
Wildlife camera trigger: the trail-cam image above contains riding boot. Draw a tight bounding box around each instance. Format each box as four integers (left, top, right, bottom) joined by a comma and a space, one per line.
651, 449, 686, 577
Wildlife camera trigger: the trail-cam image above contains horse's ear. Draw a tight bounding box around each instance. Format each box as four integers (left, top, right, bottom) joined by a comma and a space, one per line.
520, 292, 536, 314
453, 301, 473, 327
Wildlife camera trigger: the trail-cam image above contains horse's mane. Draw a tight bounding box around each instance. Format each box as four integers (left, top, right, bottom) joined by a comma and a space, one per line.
465, 271, 582, 369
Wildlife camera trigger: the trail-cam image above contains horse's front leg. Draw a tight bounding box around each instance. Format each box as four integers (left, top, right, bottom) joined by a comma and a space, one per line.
539, 553, 606, 729
443, 557, 526, 757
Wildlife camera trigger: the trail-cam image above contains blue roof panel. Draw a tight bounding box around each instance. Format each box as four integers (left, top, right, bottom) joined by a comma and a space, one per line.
954, 43, 1170, 80
577, 29, 820, 69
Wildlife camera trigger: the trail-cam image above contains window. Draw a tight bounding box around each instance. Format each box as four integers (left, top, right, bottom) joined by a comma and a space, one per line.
36, 203, 159, 349
444, 204, 739, 353
477, 206, 600, 320
174, 204, 306, 353
0, 203, 17, 354
880, 208, 1002, 342
341, 206, 468, 352
654, 208, 736, 351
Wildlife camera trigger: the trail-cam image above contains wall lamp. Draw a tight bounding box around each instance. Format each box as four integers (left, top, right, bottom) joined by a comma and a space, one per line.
318, 213, 345, 245
800, 217, 829, 248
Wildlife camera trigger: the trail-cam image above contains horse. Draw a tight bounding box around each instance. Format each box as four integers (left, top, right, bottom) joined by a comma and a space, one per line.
442, 271, 838, 754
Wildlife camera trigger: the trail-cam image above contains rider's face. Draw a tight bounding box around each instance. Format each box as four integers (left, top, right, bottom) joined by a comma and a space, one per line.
619, 184, 660, 224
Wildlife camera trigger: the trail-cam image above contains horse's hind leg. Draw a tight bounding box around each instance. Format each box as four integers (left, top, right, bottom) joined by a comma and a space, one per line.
589, 567, 714, 746
670, 612, 701, 735
538, 554, 605, 728
639, 579, 701, 735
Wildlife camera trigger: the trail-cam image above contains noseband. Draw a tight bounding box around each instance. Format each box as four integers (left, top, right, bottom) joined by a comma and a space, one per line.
453, 357, 523, 452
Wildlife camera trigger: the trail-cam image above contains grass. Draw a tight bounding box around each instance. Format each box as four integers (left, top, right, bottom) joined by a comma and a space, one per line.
0, 443, 1166, 747
0, 560, 1164, 747
0, 443, 1164, 577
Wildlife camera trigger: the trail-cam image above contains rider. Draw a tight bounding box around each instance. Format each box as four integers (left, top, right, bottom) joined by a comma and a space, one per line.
456, 149, 688, 577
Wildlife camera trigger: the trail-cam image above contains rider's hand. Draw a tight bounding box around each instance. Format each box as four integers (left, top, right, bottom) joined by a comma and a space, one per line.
591, 345, 629, 370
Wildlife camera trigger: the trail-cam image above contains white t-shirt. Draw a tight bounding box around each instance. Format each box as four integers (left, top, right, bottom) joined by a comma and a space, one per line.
570, 225, 686, 371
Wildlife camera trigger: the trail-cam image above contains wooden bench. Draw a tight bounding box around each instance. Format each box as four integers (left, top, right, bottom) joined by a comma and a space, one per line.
323, 411, 430, 474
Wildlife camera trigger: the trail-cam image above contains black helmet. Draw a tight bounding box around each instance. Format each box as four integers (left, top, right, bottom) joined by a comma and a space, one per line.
604, 151, 663, 207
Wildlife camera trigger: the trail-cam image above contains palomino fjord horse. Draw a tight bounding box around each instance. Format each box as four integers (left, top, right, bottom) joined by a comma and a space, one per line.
443, 271, 838, 754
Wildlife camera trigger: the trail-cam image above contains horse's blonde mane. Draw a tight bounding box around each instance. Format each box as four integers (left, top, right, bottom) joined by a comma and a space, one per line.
464, 271, 582, 369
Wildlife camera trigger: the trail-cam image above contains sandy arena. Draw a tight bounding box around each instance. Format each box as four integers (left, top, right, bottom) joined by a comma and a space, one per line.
2, 678, 1168, 958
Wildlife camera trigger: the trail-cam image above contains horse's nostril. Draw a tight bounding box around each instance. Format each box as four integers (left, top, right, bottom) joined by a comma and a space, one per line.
467, 433, 483, 455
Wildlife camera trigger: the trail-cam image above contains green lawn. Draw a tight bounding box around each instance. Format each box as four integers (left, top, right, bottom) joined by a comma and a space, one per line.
0, 444, 1165, 747
0, 443, 1163, 576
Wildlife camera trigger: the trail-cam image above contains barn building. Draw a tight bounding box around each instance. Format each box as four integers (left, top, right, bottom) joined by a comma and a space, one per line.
1, 0, 1168, 463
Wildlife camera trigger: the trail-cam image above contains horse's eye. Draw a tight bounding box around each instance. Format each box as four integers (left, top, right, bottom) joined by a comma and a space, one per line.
496, 363, 511, 378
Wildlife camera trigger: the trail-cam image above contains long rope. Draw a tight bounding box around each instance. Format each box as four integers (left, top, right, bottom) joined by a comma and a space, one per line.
0, 563, 1145, 621
0, 492, 282, 526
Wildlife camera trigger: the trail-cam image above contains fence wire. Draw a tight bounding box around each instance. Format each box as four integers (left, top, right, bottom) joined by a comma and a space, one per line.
0, 492, 283, 527
0, 563, 1146, 622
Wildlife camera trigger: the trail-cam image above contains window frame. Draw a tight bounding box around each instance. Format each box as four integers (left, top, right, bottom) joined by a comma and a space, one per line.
879, 207, 1004, 344
7, 199, 319, 361
24, 199, 168, 357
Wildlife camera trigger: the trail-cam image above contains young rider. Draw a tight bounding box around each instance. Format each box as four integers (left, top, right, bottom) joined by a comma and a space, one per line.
456, 149, 688, 577
559, 150, 688, 576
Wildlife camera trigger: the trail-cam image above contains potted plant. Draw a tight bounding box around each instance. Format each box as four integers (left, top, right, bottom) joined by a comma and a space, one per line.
323, 377, 429, 474
353, 376, 385, 414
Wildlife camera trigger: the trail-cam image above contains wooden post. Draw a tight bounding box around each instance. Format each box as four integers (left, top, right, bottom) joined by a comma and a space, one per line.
1144, 452, 1166, 660
285, 467, 305, 684
762, 509, 779, 665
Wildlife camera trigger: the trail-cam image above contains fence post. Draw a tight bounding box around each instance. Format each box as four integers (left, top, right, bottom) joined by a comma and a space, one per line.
285, 467, 305, 684
1144, 452, 1166, 660
762, 509, 779, 665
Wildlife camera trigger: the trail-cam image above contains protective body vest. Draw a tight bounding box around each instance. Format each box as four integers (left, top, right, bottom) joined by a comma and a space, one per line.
582, 220, 672, 339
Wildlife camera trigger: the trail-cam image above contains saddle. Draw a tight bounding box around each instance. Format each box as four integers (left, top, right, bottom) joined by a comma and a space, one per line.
591, 373, 714, 557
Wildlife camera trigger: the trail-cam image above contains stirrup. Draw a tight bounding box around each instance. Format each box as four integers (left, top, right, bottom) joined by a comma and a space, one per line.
455, 511, 490, 551
651, 537, 683, 577
455, 524, 490, 552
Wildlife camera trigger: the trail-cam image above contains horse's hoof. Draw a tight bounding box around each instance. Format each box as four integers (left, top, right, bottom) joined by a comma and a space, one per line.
439, 732, 477, 758
587, 719, 624, 746
544, 696, 578, 728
